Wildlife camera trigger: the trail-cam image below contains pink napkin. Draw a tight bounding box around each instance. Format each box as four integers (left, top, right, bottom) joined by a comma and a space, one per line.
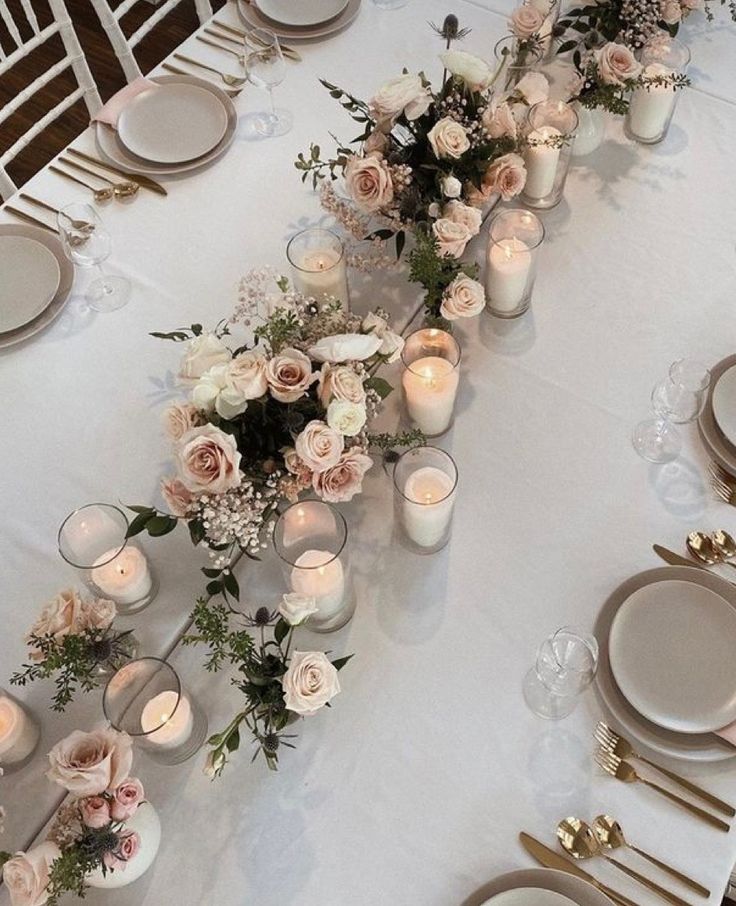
92, 77, 159, 128
716, 724, 736, 745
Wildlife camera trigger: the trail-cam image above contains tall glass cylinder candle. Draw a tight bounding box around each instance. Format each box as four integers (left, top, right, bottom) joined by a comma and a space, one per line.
286, 228, 350, 308
626, 37, 690, 144
401, 329, 461, 438
521, 100, 578, 209
485, 209, 544, 319
274, 501, 355, 633
393, 447, 458, 554
58, 504, 158, 615
103, 658, 208, 765
0, 692, 40, 770
493, 37, 543, 92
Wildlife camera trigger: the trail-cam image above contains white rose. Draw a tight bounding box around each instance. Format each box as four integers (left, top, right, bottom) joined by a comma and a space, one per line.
80, 597, 117, 631
229, 352, 268, 400
192, 363, 248, 420
440, 274, 486, 320
178, 333, 231, 384
308, 333, 382, 363
514, 71, 550, 106
432, 218, 473, 259
369, 73, 432, 125
595, 42, 642, 85
441, 175, 462, 198
440, 50, 494, 91
278, 593, 319, 626
282, 651, 341, 716
428, 202, 442, 218
444, 200, 482, 237
295, 420, 345, 472
361, 312, 404, 363
2, 842, 60, 906
317, 364, 366, 406
326, 399, 367, 437
428, 117, 470, 160
203, 749, 226, 779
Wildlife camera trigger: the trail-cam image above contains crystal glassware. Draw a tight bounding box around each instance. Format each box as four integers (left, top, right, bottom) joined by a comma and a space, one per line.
286, 228, 349, 307
393, 446, 458, 554
523, 627, 599, 719
244, 27, 291, 136
521, 100, 578, 209
485, 208, 544, 319
103, 658, 208, 765
401, 328, 461, 437
492, 36, 543, 92
626, 36, 691, 144
632, 358, 711, 463
58, 504, 159, 615
57, 204, 130, 312
273, 501, 355, 633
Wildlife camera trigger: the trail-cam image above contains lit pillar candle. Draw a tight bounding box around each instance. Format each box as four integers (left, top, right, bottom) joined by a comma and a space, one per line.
0, 695, 40, 765
486, 237, 531, 313
402, 467, 456, 548
92, 547, 152, 606
291, 549, 346, 620
292, 247, 349, 304
140, 690, 193, 750
402, 357, 460, 437
523, 125, 561, 199
628, 63, 676, 141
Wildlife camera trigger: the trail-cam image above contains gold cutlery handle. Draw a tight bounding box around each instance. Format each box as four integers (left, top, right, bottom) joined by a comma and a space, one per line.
61, 158, 113, 186
50, 164, 96, 192
598, 882, 643, 906
67, 149, 125, 180
19, 193, 58, 215
3, 206, 56, 233
197, 35, 240, 58
640, 777, 730, 831
630, 845, 710, 898
173, 53, 223, 77
639, 756, 735, 817
607, 856, 692, 906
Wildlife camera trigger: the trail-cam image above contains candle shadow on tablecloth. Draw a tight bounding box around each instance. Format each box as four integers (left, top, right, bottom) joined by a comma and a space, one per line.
647, 456, 708, 519
478, 310, 537, 357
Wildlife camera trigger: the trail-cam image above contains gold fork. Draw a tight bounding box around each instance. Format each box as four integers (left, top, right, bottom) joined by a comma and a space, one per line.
161, 62, 243, 98
595, 748, 730, 831
709, 462, 736, 505
595, 722, 735, 817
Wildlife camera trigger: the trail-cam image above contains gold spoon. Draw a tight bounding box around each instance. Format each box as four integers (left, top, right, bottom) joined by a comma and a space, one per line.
686, 531, 723, 566
712, 530, 736, 570
593, 815, 709, 898
50, 165, 115, 202
59, 158, 139, 198
557, 818, 691, 906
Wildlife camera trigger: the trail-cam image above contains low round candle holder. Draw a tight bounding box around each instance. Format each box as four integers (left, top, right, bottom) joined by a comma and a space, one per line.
103, 658, 208, 766
273, 501, 355, 633
58, 504, 159, 616
0, 691, 40, 771
521, 99, 578, 210
492, 36, 543, 92
392, 446, 458, 555
625, 37, 690, 144
286, 227, 350, 309
401, 328, 461, 438
485, 209, 545, 319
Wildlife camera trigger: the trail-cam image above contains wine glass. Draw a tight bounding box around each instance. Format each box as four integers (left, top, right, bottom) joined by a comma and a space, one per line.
523, 627, 599, 720
632, 358, 711, 463
57, 204, 130, 312
244, 28, 292, 137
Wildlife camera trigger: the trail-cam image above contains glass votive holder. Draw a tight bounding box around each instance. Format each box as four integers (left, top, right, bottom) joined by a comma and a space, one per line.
521, 100, 578, 209
522, 627, 599, 719
392, 446, 458, 554
493, 37, 543, 92
401, 328, 461, 437
58, 504, 159, 615
625, 37, 690, 144
485, 209, 545, 319
286, 228, 350, 308
273, 501, 355, 633
0, 691, 40, 771
103, 658, 208, 765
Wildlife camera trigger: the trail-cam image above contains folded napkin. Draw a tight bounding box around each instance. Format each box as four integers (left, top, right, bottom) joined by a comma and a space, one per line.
716, 724, 736, 745
92, 77, 159, 128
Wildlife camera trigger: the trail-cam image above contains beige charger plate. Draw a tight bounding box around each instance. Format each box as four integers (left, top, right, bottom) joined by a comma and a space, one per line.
465, 869, 609, 906
698, 353, 736, 478
255, 0, 349, 27
0, 235, 60, 331
237, 0, 361, 40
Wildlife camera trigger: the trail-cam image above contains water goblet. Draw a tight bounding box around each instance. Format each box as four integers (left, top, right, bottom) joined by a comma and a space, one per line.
523, 627, 599, 720
244, 28, 292, 136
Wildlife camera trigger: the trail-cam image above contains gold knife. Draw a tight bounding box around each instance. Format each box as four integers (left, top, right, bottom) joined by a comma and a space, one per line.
3, 205, 57, 233
652, 544, 736, 584
211, 19, 302, 61
519, 833, 642, 906
66, 149, 168, 196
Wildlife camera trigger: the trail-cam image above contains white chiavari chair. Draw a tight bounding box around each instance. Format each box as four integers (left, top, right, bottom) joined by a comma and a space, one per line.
0, 0, 102, 200
88, 0, 213, 83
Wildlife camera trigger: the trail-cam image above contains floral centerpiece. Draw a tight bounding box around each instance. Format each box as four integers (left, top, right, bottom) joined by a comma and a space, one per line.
10, 589, 137, 711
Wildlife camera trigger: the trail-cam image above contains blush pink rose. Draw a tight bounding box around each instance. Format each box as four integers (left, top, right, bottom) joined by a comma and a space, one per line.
317, 364, 366, 406
345, 154, 394, 213
163, 403, 203, 442
80, 795, 112, 829
482, 101, 517, 139
160, 476, 194, 517
47, 728, 133, 796
175, 424, 242, 495
110, 777, 145, 822
265, 348, 317, 403
27, 589, 84, 650
295, 420, 344, 473
427, 117, 470, 159
104, 831, 140, 872
595, 42, 642, 85
312, 448, 373, 502
2, 842, 60, 906
432, 218, 473, 258
483, 153, 527, 200
509, 4, 545, 37
440, 274, 486, 320
660, 0, 682, 21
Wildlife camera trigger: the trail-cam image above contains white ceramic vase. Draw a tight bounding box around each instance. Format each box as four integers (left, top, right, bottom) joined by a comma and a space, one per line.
571, 103, 607, 157
86, 802, 161, 890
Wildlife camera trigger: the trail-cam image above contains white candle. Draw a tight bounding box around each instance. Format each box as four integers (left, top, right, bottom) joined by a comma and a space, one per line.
92, 546, 152, 605
293, 248, 349, 304
486, 238, 532, 313
628, 63, 676, 141
291, 549, 346, 620
0, 696, 39, 765
402, 356, 459, 437
527, 0, 555, 13
402, 467, 456, 548
524, 125, 562, 199
140, 690, 193, 749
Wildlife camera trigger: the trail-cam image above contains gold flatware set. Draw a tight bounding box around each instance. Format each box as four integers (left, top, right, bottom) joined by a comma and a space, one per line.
710, 461, 736, 506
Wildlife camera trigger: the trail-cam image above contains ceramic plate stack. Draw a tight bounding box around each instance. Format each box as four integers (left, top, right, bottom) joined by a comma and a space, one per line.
699, 354, 736, 477
472, 869, 610, 906
237, 0, 361, 40
95, 74, 237, 176
594, 566, 736, 762
0, 224, 74, 349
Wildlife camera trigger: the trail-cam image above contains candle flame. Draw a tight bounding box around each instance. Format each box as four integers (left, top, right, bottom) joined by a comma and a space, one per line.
160, 713, 170, 724
503, 244, 514, 262
424, 492, 434, 504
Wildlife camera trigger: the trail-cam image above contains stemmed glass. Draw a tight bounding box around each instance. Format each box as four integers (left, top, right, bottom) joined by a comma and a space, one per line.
244, 28, 292, 137
57, 203, 130, 312
632, 358, 711, 463
523, 627, 599, 720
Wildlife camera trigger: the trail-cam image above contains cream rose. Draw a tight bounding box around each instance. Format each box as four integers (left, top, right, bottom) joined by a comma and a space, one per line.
444, 200, 482, 237
308, 333, 382, 363
295, 420, 344, 472
317, 364, 366, 406
428, 117, 471, 160
509, 4, 545, 37
203, 749, 226, 778
440, 274, 486, 320
282, 447, 312, 481
192, 364, 249, 420
265, 348, 317, 403
27, 589, 84, 647
312, 448, 373, 503
229, 352, 268, 400
483, 152, 527, 200
369, 73, 432, 124
432, 218, 473, 259
441, 175, 462, 198
163, 403, 202, 442
2, 842, 60, 906
178, 333, 231, 384
282, 651, 341, 716
595, 42, 642, 85
440, 50, 494, 91
278, 593, 319, 626
160, 476, 194, 517
326, 400, 367, 437
515, 71, 550, 106
482, 100, 517, 139
80, 597, 117, 631
344, 154, 394, 213
362, 311, 405, 363
175, 424, 242, 495
47, 727, 133, 796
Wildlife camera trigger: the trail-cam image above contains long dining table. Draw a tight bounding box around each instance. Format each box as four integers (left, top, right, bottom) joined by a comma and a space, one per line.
2, 0, 736, 902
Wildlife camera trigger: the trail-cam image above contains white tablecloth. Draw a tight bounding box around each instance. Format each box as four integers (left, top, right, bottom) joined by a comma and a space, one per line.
2, 0, 736, 902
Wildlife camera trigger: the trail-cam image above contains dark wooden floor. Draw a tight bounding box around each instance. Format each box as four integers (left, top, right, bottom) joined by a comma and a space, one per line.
0, 0, 224, 189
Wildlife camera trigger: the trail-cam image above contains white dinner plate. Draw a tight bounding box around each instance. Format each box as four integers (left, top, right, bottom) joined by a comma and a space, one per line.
698, 354, 736, 478
712, 365, 736, 447
117, 83, 229, 164
256, 0, 348, 26
238, 0, 360, 40
0, 235, 60, 332
482, 888, 577, 906
470, 869, 607, 906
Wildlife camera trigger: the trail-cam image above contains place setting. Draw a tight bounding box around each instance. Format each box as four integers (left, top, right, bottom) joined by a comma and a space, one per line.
699, 354, 736, 485
236, 0, 362, 42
